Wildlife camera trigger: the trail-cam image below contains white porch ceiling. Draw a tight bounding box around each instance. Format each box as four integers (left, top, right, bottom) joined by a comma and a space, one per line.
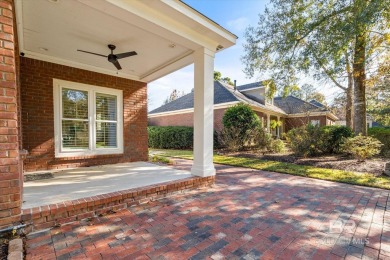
16, 0, 237, 83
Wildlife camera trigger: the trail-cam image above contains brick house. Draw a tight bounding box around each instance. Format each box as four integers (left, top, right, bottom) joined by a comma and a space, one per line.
149, 81, 338, 136
0, 0, 236, 229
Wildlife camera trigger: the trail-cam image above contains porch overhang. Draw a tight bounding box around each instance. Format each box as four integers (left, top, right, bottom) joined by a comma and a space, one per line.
15, 0, 237, 83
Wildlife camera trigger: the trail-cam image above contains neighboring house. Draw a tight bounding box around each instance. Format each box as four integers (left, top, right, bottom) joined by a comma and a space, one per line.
149, 81, 338, 136
335, 114, 382, 128
0, 0, 236, 229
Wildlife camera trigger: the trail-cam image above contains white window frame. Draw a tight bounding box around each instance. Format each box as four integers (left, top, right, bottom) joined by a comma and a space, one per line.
53, 79, 123, 158
310, 119, 320, 127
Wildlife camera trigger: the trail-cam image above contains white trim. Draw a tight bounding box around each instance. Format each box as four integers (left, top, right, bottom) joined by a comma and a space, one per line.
250, 105, 286, 117
287, 111, 338, 121
239, 86, 264, 92
53, 79, 123, 158
148, 101, 239, 117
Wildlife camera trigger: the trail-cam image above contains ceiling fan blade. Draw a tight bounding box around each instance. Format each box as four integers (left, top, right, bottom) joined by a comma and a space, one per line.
77, 49, 107, 58
116, 51, 137, 59
112, 60, 122, 70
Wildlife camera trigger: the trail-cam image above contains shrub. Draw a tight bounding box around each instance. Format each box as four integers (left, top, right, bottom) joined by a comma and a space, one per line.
267, 139, 285, 153
322, 126, 354, 153
286, 125, 327, 157
368, 127, 390, 156
255, 126, 272, 149
341, 134, 383, 162
221, 103, 261, 150
286, 125, 354, 156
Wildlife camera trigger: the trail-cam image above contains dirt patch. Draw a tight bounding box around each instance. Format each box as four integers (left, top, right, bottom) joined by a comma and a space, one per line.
222, 150, 388, 176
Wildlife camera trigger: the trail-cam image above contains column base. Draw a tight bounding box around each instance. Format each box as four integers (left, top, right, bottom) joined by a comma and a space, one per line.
191, 164, 216, 177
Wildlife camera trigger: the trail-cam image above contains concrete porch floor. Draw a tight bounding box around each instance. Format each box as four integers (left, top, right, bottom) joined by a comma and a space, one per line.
23, 162, 192, 209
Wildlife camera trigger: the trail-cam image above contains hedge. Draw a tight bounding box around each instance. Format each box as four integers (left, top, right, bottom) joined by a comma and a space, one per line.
148, 126, 220, 149
368, 127, 390, 156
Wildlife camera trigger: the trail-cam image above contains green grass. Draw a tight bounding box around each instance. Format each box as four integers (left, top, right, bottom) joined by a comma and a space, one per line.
150, 149, 390, 190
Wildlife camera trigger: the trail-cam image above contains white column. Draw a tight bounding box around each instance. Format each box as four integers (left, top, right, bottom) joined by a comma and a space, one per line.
277, 116, 280, 138
191, 48, 216, 177
266, 114, 271, 133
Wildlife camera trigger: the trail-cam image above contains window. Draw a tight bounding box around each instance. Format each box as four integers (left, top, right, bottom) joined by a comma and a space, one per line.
310, 119, 320, 127
54, 79, 123, 157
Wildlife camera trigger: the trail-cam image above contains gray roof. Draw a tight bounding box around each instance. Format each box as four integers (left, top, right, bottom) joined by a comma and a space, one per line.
236, 81, 264, 91
149, 81, 332, 116
309, 99, 327, 108
274, 96, 328, 114
149, 81, 239, 114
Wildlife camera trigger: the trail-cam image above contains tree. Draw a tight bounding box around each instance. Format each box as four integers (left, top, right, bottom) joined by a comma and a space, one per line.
214, 71, 222, 81
221, 77, 234, 86
214, 71, 234, 85
243, 0, 389, 135
366, 56, 390, 125
289, 84, 327, 104
163, 89, 186, 105
330, 93, 348, 120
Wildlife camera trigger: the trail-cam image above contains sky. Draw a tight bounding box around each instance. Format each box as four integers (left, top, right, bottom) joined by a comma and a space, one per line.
147, 0, 342, 111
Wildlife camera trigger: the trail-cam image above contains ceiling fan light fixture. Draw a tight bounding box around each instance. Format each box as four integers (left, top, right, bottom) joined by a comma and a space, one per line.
77, 44, 137, 71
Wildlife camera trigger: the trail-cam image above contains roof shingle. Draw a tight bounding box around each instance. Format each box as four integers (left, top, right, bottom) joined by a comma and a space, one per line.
236, 81, 264, 91
149, 81, 239, 114
274, 96, 327, 114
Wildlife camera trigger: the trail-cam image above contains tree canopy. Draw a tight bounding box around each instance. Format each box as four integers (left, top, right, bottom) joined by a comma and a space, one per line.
289, 84, 327, 104
243, 0, 389, 134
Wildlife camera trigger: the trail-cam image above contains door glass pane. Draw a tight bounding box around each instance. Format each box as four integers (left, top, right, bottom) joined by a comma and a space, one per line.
96, 122, 117, 148
62, 88, 88, 119
62, 120, 89, 149
96, 93, 117, 121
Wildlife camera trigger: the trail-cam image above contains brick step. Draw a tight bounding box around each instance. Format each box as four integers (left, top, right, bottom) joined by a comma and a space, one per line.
21, 176, 215, 233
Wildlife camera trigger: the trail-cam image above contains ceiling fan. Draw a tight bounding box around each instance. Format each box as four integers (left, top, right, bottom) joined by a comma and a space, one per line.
77, 44, 137, 70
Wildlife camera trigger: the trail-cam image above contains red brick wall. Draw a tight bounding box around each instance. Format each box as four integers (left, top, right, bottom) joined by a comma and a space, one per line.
284, 115, 328, 132
149, 108, 272, 133
0, 0, 22, 229
149, 107, 228, 132
20, 58, 148, 172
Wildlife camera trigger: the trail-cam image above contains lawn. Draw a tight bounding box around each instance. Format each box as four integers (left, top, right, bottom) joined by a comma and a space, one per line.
150, 149, 390, 190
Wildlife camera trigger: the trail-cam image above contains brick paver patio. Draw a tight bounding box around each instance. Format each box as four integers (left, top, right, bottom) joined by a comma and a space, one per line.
25, 160, 390, 259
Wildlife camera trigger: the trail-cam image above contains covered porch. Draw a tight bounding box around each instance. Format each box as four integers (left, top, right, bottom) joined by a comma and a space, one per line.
23, 162, 193, 209
0, 0, 236, 231
21, 161, 214, 232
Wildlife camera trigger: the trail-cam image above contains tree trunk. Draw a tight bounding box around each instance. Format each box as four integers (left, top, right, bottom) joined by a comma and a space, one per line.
346, 82, 353, 129
352, 33, 367, 135
345, 52, 353, 129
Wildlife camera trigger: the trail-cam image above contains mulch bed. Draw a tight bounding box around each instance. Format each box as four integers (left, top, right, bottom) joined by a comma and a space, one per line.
0, 239, 8, 260
222, 150, 388, 176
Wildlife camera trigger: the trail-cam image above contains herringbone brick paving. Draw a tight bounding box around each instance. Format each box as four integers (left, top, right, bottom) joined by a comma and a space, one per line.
26, 160, 390, 259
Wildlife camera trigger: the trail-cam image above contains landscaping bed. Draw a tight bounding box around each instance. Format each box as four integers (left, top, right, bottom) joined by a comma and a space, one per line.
151, 149, 390, 190
0, 238, 7, 260
223, 151, 388, 176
